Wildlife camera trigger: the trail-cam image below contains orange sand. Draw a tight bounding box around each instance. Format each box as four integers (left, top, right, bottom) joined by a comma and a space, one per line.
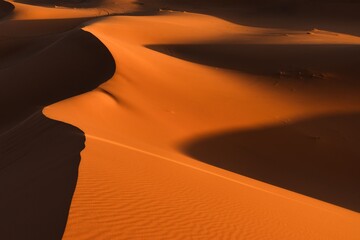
3, 0, 360, 239
47, 11, 360, 240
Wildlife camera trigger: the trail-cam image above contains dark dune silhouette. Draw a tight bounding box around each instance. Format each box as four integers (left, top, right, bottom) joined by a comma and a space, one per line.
0, 35, 60, 68
0, 29, 115, 129
0, 112, 85, 240
0, 28, 115, 239
182, 112, 360, 212
0, 17, 94, 37
0, 0, 14, 19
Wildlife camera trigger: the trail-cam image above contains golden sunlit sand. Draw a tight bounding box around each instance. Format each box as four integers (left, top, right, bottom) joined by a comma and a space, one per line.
1, 0, 360, 239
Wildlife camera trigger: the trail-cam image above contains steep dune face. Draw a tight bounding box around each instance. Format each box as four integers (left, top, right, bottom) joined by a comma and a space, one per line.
2, 0, 360, 239
43, 12, 360, 239
0, 0, 14, 19
0, 29, 115, 128
0, 112, 85, 240
0, 27, 115, 239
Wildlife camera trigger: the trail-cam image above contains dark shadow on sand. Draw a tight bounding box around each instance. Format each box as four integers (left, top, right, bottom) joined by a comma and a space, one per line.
0, 0, 14, 19
0, 29, 115, 239
157, 0, 360, 36
231, 1, 360, 36
0, 17, 96, 37
147, 44, 360, 85
182, 113, 360, 212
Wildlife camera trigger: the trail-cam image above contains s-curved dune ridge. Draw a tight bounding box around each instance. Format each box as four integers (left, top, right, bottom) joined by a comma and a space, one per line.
0, 7, 115, 237
2, 0, 360, 239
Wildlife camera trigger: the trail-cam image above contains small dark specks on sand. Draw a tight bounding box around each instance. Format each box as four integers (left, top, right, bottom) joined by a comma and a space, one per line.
278, 68, 325, 80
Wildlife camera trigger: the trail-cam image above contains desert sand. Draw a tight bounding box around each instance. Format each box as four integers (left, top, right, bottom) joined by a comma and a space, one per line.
1, 0, 359, 239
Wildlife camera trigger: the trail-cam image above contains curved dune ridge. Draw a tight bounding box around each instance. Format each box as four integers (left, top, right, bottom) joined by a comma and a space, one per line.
41, 10, 360, 240
0, 23, 115, 239
0, 29, 115, 128
1, 0, 360, 239
0, 0, 14, 19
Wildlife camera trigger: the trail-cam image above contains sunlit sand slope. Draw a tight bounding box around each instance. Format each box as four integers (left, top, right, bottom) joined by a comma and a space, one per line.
44, 12, 360, 239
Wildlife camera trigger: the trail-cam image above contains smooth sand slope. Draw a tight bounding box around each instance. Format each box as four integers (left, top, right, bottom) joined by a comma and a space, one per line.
46, 10, 360, 240
1, 0, 360, 239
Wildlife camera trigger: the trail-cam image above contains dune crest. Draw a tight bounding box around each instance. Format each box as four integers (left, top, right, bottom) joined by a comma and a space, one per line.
42, 11, 360, 239
1, 0, 359, 239
0, 23, 115, 238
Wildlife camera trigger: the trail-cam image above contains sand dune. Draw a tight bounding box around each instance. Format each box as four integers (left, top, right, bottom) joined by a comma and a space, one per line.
14, 0, 104, 8
148, 42, 360, 81
1, 0, 360, 239
0, 23, 115, 238
0, 0, 13, 19
0, 18, 96, 41
0, 112, 84, 239
231, 1, 360, 35
183, 112, 360, 212
43, 11, 360, 239
153, 0, 360, 35
0, 29, 114, 128
147, 41, 360, 102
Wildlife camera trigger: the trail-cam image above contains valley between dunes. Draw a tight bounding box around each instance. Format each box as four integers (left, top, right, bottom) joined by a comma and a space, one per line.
1, 0, 360, 239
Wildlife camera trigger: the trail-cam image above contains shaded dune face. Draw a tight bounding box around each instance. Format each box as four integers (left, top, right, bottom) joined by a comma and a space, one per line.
148, 44, 360, 91
0, 112, 85, 240
147, 44, 360, 77
182, 113, 360, 212
0, 29, 115, 239
0, 18, 93, 37
234, 0, 360, 15
232, 1, 360, 35
0, 29, 115, 129
14, 0, 103, 8
0, 0, 14, 19
0, 35, 60, 68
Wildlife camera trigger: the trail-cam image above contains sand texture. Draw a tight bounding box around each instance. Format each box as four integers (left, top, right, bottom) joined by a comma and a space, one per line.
1, 0, 360, 239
